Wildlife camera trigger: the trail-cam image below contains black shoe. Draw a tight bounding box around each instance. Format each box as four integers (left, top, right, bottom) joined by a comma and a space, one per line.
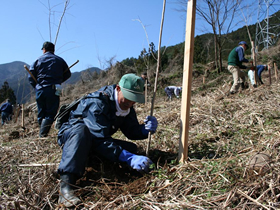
39, 119, 53, 137
253, 84, 257, 88
58, 173, 81, 207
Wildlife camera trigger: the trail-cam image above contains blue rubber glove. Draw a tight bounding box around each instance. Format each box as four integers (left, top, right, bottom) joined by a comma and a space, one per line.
142, 116, 158, 135
119, 149, 153, 173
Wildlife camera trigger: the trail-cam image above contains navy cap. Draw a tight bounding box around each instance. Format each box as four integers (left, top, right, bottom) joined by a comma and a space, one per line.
41, 41, 55, 51
238, 41, 248, 48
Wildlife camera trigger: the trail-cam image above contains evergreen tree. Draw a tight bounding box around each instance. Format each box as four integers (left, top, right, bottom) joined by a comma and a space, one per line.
0, 81, 17, 104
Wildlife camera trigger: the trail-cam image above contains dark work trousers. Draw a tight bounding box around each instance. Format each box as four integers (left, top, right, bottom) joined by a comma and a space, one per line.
57, 121, 138, 176
164, 87, 173, 98
1, 112, 10, 125
36, 85, 59, 125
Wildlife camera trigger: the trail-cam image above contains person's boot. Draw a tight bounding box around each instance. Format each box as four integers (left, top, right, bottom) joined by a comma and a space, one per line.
39, 119, 53, 137
58, 173, 81, 207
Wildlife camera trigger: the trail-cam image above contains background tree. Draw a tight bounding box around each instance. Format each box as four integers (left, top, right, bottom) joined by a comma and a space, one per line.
0, 81, 17, 104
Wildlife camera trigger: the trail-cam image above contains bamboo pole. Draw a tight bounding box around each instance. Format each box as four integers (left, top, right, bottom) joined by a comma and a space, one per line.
178, 0, 196, 163
145, 0, 166, 156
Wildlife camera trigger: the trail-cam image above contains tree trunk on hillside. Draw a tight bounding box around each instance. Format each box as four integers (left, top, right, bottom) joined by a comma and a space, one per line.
214, 33, 219, 73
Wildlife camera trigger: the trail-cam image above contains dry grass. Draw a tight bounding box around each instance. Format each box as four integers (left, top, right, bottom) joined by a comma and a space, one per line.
1, 69, 280, 209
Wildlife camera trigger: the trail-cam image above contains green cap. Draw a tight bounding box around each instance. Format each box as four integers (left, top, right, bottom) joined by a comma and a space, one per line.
119, 73, 145, 103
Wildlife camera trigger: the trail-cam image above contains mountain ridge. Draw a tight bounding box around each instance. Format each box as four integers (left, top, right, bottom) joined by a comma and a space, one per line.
0, 61, 102, 104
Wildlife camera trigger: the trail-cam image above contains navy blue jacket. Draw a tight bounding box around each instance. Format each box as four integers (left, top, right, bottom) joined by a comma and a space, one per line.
58, 84, 147, 150
29, 52, 71, 89
257, 65, 267, 77
0, 102, 13, 114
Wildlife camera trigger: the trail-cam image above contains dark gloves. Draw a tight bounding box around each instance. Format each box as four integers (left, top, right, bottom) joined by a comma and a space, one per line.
119, 149, 153, 173
141, 116, 158, 135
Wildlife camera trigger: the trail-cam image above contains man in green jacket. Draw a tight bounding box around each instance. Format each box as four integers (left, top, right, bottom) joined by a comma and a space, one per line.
228, 41, 252, 94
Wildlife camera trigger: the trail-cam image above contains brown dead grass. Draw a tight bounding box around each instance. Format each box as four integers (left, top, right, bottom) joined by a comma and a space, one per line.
1, 67, 280, 209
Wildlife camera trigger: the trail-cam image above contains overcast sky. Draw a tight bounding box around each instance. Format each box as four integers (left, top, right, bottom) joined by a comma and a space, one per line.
0, 0, 270, 72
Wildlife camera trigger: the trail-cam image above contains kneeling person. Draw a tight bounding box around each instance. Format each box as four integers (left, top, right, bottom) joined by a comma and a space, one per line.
57, 73, 158, 207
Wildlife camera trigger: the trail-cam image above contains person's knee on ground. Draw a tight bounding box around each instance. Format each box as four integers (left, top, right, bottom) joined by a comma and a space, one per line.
58, 122, 93, 176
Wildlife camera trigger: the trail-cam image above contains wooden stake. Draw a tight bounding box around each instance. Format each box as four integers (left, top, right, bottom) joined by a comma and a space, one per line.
274, 62, 278, 81
269, 63, 271, 85
178, 0, 196, 163
145, 79, 148, 105
145, 0, 166, 156
21, 104, 24, 128
251, 41, 258, 85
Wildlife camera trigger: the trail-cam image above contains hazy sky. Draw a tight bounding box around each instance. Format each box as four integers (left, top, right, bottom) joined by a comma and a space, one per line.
0, 0, 269, 72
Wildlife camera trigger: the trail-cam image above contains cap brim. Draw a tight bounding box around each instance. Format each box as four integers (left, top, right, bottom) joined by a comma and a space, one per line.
120, 87, 145, 103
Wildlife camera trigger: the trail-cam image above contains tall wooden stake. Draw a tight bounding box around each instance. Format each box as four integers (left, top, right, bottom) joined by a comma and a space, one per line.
274, 62, 278, 81
269, 63, 271, 85
21, 104, 24, 128
251, 41, 258, 85
178, 0, 196, 163
145, 79, 148, 105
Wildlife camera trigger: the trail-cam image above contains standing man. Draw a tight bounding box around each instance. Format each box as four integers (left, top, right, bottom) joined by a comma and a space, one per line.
28, 41, 71, 137
227, 41, 252, 94
0, 99, 13, 125
57, 73, 158, 207
164, 86, 182, 101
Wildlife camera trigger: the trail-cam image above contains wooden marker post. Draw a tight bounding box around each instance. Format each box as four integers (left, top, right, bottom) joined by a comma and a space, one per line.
178, 0, 196, 163
251, 41, 258, 85
269, 64, 271, 85
21, 104, 24, 128
145, 79, 148, 105
274, 62, 278, 81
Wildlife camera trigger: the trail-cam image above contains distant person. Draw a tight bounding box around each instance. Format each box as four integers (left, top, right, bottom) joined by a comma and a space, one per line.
227, 41, 252, 94
257, 64, 268, 85
164, 86, 182, 100
56, 74, 158, 207
140, 72, 150, 91
28, 41, 71, 137
0, 99, 13, 125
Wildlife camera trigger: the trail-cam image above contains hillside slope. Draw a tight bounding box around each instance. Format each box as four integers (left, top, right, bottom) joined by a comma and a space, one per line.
1, 62, 280, 209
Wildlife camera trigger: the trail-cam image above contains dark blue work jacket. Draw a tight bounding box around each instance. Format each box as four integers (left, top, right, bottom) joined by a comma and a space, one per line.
29, 52, 71, 90
0, 102, 13, 114
58, 85, 147, 159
